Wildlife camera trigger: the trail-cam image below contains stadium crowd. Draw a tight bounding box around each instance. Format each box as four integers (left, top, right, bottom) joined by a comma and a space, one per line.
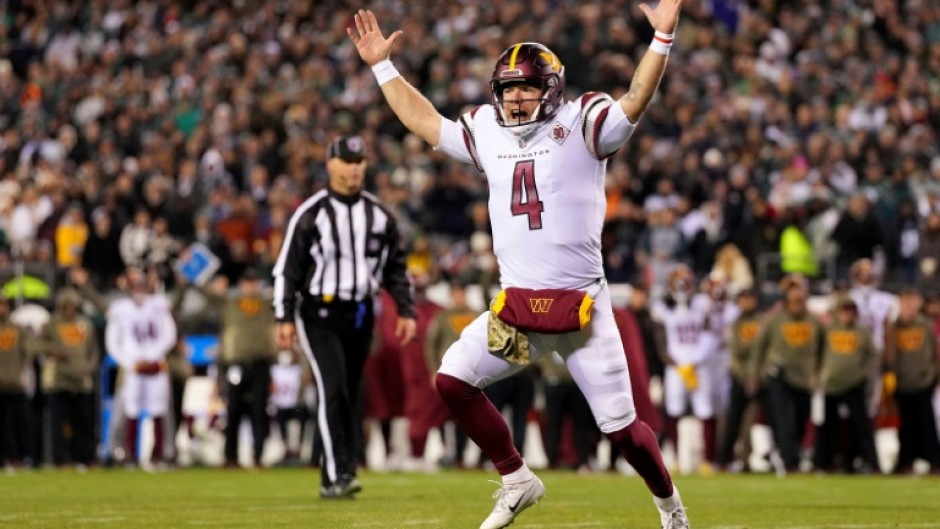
0, 0, 939, 475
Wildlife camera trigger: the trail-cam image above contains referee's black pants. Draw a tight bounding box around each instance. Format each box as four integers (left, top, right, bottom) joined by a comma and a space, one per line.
296, 299, 373, 488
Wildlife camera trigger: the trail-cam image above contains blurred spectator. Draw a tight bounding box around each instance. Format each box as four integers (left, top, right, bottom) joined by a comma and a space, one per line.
119, 207, 152, 269
832, 195, 884, 280
54, 203, 88, 270
8, 184, 52, 256
779, 207, 818, 278
710, 244, 754, 296
918, 212, 940, 285
81, 208, 123, 290
146, 217, 181, 287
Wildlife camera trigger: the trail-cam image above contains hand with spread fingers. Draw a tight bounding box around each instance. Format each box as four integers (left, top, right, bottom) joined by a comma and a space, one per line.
347, 9, 403, 67
639, 0, 683, 33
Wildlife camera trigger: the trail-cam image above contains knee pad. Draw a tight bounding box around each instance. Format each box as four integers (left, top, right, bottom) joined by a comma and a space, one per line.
590, 392, 636, 434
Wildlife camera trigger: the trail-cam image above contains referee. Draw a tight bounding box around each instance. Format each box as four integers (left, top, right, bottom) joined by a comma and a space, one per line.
273, 134, 416, 499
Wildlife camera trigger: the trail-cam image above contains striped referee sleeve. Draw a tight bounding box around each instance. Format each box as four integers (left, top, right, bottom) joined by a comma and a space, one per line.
272, 194, 322, 321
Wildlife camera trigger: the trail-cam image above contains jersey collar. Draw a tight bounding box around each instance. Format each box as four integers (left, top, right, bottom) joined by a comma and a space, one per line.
328, 186, 362, 205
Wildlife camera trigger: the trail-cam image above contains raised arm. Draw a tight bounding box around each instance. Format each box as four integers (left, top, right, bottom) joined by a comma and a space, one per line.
619, 0, 683, 123
348, 10, 443, 146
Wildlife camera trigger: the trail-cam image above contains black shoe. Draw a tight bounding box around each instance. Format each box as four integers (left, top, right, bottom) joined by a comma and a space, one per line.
320, 477, 362, 499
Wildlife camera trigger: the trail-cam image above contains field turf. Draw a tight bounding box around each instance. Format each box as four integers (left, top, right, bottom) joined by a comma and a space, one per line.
1, 468, 938, 528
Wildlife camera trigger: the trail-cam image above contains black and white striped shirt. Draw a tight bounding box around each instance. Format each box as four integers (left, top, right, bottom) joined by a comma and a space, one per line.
272, 188, 414, 321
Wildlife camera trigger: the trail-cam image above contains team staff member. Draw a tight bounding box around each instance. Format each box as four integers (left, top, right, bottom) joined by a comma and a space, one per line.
273, 134, 416, 499
40, 289, 100, 467
814, 296, 878, 473
717, 289, 762, 471
0, 298, 31, 467
888, 289, 940, 473
750, 275, 825, 473
180, 268, 276, 468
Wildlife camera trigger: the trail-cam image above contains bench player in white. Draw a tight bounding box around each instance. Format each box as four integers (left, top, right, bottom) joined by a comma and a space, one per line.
692, 274, 740, 464
654, 266, 720, 471
847, 258, 898, 416
106, 267, 177, 466
348, 1, 690, 528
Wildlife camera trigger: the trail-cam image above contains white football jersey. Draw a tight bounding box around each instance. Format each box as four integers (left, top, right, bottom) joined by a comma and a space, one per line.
105, 294, 177, 368
692, 294, 740, 350
270, 363, 302, 409
849, 287, 898, 352
438, 94, 636, 289
652, 298, 714, 365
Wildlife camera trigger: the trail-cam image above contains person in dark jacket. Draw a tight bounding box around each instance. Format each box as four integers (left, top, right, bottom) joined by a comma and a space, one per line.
832, 193, 884, 280
81, 208, 124, 289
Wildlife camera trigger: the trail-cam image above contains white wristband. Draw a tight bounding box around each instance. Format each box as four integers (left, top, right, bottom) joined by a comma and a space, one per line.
649, 30, 675, 55
371, 59, 401, 86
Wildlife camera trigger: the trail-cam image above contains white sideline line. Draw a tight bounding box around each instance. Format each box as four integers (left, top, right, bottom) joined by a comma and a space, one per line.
73, 517, 126, 523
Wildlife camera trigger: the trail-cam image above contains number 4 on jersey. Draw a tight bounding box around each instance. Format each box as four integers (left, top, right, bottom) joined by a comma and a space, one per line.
510, 160, 544, 230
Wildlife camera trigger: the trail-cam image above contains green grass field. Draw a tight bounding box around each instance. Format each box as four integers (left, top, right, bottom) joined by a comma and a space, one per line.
1, 468, 939, 528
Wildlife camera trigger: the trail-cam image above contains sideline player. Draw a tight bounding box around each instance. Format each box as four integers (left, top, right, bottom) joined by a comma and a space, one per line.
847, 259, 898, 416
348, 1, 690, 527
654, 266, 718, 473
106, 267, 178, 467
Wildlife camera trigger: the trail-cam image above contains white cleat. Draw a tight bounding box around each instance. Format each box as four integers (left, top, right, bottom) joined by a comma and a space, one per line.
660, 506, 691, 529
479, 476, 546, 529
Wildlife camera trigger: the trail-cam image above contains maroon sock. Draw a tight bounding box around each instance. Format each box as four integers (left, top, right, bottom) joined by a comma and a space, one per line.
152, 417, 165, 463
608, 420, 674, 498
665, 416, 680, 449
701, 418, 717, 464
436, 374, 523, 475
125, 418, 139, 463
410, 431, 428, 458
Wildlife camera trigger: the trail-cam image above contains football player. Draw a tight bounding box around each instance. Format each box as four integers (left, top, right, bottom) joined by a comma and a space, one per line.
348, 1, 690, 528
653, 266, 718, 473
847, 258, 898, 416
106, 267, 178, 467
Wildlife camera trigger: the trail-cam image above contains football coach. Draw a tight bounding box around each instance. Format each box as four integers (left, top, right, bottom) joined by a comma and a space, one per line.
273, 135, 416, 498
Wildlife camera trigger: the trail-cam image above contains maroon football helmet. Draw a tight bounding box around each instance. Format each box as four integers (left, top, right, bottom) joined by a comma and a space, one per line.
490, 42, 566, 128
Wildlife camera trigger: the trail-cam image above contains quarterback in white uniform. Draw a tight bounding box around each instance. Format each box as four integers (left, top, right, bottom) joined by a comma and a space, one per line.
348, 1, 689, 528
106, 267, 177, 465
